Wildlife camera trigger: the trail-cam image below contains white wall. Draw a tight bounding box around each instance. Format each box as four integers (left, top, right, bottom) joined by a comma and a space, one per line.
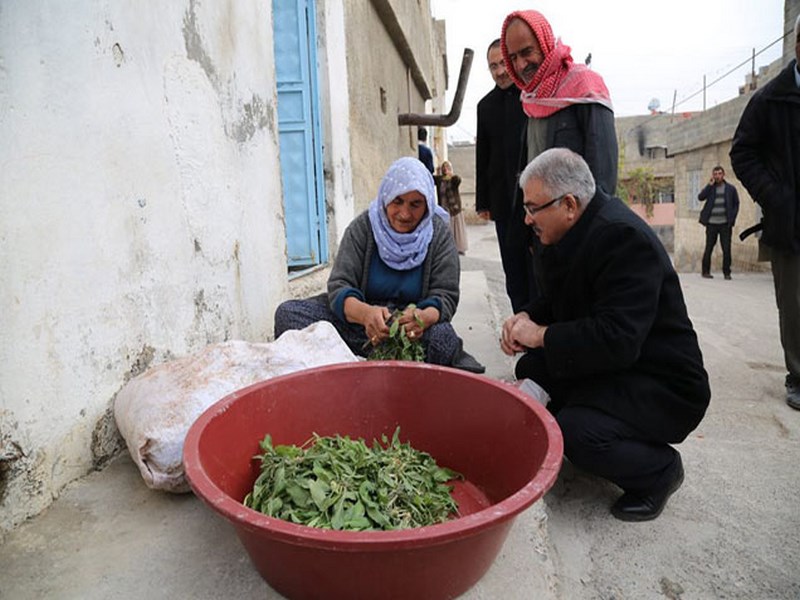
0, 0, 287, 533
318, 0, 355, 247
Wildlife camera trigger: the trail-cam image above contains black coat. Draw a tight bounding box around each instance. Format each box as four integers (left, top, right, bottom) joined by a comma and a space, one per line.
475, 85, 527, 220
730, 60, 800, 254
518, 192, 710, 443
697, 181, 740, 226
516, 102, 619, 198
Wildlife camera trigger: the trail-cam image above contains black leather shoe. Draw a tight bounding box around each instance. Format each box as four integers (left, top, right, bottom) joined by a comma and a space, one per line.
701, 273, 713, 279
611, 455, 684, 522
724, 274, 732, 280
451, 349, 486, 374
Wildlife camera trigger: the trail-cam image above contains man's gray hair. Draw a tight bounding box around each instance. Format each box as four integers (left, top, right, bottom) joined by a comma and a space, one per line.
519, 147, 596, 206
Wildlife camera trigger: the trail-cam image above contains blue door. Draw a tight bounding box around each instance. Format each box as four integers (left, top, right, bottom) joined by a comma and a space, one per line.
273, 0, 328, 268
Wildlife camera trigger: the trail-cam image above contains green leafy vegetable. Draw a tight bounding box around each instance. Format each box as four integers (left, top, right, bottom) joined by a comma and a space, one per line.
243, 428, 462, 530
368, 304, 426, 362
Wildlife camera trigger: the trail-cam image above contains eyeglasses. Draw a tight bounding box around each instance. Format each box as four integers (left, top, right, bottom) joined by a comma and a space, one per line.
523, 194, 568, 217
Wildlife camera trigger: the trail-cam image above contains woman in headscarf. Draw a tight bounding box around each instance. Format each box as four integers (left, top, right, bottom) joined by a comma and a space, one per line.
274, 157, 484, 373
434, 160, 468, 255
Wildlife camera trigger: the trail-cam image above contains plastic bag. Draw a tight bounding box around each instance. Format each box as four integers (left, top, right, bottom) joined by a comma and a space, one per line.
114, 322, 360, 492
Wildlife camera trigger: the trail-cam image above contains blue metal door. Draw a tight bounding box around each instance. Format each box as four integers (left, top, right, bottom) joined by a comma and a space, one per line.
273, 0, 327, 268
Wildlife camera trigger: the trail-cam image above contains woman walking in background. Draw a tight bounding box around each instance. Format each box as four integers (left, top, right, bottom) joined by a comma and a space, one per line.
435, 160, 468, 255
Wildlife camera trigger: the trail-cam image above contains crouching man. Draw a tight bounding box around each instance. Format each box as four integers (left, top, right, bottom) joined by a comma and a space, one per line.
501, 148, 710, 521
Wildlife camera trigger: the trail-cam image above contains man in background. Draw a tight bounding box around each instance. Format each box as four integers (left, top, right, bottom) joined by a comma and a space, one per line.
500, 10, 618, 196
417, 127, 434, 174
730, 14, 800, 411
499, 10, 619, 307
697, 166, 739, 280
476, 39, 529, 311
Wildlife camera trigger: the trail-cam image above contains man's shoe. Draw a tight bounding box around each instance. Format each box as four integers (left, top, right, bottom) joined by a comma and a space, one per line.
724, 274, 732, 280
786, 380, 800, 410
701, 273, 713, 279
611, 455, 684, 522
451, 349, 486, 374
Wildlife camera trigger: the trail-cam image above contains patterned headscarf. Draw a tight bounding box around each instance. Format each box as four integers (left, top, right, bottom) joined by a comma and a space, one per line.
368, 157, 444, 270
501, 10, 613, 119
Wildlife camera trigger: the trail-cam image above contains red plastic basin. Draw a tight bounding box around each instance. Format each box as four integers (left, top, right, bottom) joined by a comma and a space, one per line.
183, 362, 563, 600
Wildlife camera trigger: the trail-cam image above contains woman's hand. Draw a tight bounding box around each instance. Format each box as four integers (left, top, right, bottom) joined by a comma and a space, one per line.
500, 312, 547, 356
344, 298, 391, 345
396, 305, 439, 341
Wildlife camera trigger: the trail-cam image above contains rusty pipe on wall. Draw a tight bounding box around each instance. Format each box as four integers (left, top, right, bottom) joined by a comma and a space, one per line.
398, 48, 474, 127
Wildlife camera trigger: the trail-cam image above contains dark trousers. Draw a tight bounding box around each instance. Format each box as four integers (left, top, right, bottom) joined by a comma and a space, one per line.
771, 250, 800, 383
556, 405, 679, 493
702, 223, 732, 276
274, 295, 462, 366
515, 349, 678, 493
497, 212, 537, 313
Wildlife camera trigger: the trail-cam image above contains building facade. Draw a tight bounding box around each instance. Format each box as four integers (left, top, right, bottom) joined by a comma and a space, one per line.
0, 0, 448, 535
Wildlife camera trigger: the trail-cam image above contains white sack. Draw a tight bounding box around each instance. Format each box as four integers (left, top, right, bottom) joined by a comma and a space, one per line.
114, 322, 360, 493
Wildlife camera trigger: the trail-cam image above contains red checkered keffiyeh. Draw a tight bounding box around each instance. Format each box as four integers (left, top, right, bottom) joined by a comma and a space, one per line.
500, 10, 613, 119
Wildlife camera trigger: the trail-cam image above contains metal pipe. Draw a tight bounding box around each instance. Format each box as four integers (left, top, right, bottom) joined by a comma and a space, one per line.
398, 48, 474, 127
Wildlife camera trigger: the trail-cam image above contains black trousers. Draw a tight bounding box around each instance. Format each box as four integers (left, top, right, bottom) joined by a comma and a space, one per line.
515, 350, 678, 494
555, 405, 679, 493
702, 223, 732, 276
498, 208, 539, 313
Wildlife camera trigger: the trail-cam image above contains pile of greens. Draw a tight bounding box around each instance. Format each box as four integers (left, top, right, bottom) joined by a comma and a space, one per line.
368, 305, 425, 362
243, 428, 461, 530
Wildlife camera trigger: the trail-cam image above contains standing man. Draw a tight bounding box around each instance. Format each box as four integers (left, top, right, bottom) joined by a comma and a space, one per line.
730, 15, 800, 411
501, 148, 710, 521
417, 127, 434, 174
697, 166, 740, 280
476, 39, 529, 312
500, 10, 618, 197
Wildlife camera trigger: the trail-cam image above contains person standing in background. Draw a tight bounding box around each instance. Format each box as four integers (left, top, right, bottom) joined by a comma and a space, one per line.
500, 10, 618, 197
476, 38, 529, 311
500, 10, 619, 308
730, 14, 800, 411
697, 166, 739, 280
434, 160, 468, 255
417, 127, 434, 174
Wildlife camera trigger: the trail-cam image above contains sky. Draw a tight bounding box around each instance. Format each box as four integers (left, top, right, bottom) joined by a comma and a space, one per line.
430, 0, 788, 142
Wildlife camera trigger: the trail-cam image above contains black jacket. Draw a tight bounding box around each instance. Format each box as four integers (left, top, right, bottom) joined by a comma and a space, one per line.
516, 102, 619, 198
475, 85, 527, 220
697, 181, 739, 226
730, 60, 800, 254
520, 192, 710, 443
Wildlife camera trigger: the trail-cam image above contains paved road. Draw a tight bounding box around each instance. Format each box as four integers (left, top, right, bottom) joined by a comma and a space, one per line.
2, 223, 799, 599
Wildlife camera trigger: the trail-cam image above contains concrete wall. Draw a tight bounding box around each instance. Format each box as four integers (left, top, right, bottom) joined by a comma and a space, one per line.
0, 0, 450, 535
668, 83, 774, 274
317, 0, 356, 249
616, 114, 679, 180
0, 0, 286, 534
784, 0, 800, 61
447, 142, 481, 223
344, 0, 445, 213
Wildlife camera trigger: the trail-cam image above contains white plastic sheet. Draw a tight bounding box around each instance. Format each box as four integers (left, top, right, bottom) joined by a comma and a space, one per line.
114, 322, 359, 492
